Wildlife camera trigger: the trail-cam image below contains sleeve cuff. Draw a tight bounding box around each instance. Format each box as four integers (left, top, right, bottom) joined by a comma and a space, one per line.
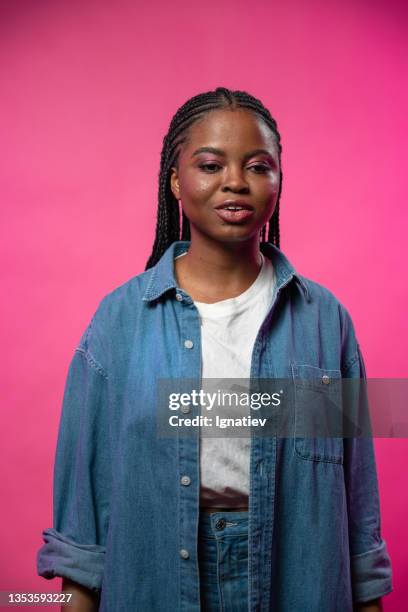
37, 528, 106, 592
351, 538, 393, 602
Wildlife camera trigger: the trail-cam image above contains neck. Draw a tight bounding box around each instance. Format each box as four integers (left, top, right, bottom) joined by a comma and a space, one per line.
175, 232, 264, 303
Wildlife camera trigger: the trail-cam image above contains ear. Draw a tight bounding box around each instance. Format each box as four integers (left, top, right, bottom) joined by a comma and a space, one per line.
170, 167, 181, 200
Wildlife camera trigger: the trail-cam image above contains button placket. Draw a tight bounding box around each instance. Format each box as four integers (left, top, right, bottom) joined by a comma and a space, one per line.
177, 294, 201, 604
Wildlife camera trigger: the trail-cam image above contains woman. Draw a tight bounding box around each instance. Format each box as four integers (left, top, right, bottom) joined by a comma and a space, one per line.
37, 87, 392, 611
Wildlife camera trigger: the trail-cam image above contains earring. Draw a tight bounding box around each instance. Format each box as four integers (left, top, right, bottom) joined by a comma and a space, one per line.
178, 200, 183, 240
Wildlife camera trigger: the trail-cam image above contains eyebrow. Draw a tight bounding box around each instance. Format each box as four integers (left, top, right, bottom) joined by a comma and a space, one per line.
191, 147, 276, 160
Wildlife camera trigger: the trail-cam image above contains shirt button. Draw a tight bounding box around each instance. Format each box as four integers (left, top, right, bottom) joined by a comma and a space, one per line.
175, 293, 183, 301
180, 475, 191, 486
214, 518, 226, 530
181, 405, 191, 414
184, 339, 194, 349
322, 374, 330, 385
180, 548, 189, 559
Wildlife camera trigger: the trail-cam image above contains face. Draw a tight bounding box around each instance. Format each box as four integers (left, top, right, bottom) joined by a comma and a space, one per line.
170, 108, 281, 245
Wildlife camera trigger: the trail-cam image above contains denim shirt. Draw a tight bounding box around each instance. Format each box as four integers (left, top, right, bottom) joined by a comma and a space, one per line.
37, 240, 393, 611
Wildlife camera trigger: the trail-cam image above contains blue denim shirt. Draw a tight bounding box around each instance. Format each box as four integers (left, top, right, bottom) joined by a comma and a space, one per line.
37, 240, 393, 611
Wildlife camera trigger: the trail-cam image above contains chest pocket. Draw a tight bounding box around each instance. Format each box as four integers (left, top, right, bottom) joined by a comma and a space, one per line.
291, 363, 344, 464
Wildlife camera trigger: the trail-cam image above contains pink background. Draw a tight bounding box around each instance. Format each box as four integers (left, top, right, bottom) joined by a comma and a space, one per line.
1, 0, 407, 608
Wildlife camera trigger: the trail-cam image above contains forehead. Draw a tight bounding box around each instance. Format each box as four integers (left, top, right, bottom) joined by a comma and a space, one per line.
183, 108, 278, 153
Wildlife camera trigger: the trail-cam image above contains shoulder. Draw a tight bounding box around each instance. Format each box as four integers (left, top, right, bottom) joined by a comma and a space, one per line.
296, 273, 361, 368
76, 268, 154, 369
297, 273, 352, 317
94, 268, 153, 319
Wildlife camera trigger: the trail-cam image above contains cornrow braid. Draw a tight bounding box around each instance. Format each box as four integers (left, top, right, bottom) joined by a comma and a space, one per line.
145, 87, 282, 269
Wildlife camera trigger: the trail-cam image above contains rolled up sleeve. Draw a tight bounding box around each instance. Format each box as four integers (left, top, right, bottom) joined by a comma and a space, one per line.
350, 539, 392, 603
341, 315, 393, 603
37, 314, 112, 592
37, 528, 106, 591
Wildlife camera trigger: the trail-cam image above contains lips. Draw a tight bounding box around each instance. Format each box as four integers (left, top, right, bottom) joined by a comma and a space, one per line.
215, 200, 254, 211
214, 200, 255, 223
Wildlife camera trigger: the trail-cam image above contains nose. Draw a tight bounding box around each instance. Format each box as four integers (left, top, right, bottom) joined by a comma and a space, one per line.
221, 164, 250, 194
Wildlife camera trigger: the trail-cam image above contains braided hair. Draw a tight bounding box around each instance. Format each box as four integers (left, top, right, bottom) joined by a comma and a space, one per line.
145, 87, 282, 270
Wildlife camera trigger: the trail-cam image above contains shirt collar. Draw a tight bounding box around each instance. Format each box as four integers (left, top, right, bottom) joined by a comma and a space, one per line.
142, 240, 310, 303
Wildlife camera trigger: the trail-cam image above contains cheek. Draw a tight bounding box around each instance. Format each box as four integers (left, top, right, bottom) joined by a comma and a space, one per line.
258, 175, 280, 199
182, 173, 216, 199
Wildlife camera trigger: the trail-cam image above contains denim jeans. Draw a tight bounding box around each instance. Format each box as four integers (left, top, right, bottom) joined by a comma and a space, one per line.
198, 510, 249, 611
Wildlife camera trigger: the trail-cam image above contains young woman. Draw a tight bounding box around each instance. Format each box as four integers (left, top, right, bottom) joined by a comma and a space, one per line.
37, 87, 392, 611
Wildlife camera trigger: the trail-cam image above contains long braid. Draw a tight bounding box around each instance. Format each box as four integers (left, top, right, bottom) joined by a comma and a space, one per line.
145, 87, 283, 269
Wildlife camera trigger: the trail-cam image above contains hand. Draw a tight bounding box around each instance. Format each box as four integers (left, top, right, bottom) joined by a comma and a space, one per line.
61, 578, 100, 611
353, 597, 383, 612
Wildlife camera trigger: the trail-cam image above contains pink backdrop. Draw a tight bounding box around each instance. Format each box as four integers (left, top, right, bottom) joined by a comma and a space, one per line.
1, 0, 407, 608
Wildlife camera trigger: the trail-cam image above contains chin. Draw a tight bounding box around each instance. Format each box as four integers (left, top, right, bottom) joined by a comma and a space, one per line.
210, 228, 261, 244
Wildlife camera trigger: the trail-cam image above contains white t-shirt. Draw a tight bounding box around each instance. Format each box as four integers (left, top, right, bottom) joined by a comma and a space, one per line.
175, 252, 276, 507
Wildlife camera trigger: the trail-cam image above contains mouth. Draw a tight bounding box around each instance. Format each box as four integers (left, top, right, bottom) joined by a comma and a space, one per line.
215, 200, 254, 211
214, 200, 255, 224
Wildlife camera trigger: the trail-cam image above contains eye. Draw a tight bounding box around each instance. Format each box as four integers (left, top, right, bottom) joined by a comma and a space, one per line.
198, 163, 222, 173
248, 163, 270, 174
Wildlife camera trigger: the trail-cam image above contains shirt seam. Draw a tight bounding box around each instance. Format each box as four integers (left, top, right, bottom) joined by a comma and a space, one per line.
342, 348, 360, 374
75, 347, 108, 379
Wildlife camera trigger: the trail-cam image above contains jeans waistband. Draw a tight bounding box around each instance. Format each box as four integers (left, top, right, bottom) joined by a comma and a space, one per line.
198, 510, 249, 538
